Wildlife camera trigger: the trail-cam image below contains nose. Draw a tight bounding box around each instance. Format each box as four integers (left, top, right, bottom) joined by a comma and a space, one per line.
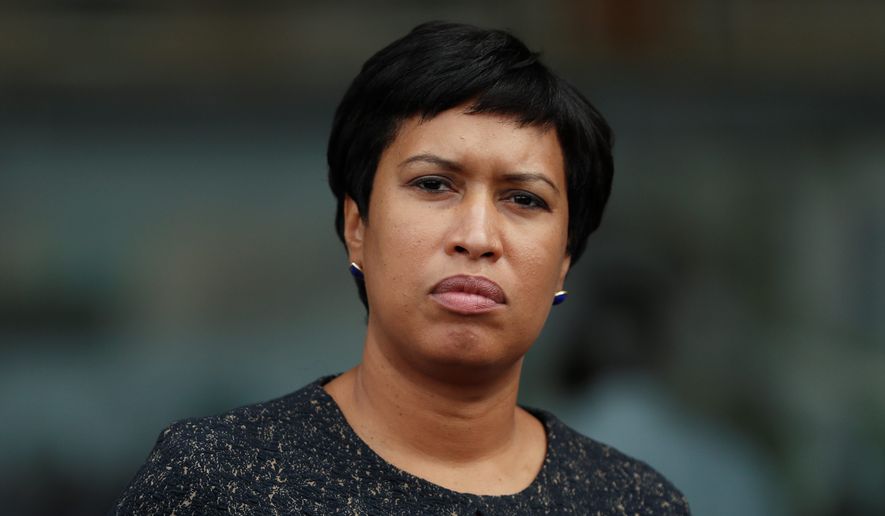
445, 190, 503, 261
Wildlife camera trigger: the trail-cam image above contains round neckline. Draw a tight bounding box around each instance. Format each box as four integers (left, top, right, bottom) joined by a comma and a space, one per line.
311, 375, 556, 500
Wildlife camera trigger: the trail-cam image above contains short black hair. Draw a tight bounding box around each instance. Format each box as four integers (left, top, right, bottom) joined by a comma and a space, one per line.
328, 21, 614, 309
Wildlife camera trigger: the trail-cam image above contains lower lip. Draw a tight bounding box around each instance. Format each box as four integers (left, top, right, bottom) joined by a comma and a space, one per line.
430, 292, 504, 315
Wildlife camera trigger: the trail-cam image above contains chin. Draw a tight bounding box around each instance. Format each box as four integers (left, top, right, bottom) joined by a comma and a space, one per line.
415, 326, 531, 372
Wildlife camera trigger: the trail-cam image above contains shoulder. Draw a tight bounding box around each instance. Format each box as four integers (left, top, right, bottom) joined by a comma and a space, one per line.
156, 377, 328, 458
110, 379, 330, 515
539, 410, 691, 515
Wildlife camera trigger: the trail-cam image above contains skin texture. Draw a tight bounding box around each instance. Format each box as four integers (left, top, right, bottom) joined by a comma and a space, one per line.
325, 105, 571, 495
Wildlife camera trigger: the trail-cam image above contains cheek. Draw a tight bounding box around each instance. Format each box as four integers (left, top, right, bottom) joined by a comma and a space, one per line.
378, 218, 433, 265
510, 227, 567, 285
373, 189, 448, 258
517, 252, 560, 307
365, 204, 438, 300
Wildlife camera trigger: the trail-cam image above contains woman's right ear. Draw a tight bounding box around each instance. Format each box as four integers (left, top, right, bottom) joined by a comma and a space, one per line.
343, 196, 365, 262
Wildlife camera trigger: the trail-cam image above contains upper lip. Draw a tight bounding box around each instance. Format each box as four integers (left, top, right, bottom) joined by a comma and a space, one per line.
431, 275, 507, 304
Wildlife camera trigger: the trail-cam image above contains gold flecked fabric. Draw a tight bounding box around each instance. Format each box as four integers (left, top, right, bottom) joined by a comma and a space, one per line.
111, 376, 690, 515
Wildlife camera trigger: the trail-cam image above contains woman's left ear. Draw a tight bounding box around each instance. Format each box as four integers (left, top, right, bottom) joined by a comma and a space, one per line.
343, 195, 365, 263
557, 254, 571, 291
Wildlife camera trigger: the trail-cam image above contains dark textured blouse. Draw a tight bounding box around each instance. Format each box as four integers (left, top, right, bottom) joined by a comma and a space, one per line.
112, 376, 690, 515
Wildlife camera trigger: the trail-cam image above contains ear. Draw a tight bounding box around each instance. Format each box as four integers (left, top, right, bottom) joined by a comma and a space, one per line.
343, 195, 366, 265
556, 253, 571, 291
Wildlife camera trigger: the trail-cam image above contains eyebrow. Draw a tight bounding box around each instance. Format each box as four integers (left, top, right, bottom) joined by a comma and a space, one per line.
399, 153, 463, 172
399, 153, 560, 194
501, 172, 560, 195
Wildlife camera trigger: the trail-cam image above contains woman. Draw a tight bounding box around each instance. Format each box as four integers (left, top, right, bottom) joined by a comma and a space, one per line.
113, 22, 690, 515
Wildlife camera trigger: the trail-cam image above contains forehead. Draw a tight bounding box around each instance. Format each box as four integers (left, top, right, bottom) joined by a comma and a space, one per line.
383, 107, 566, 186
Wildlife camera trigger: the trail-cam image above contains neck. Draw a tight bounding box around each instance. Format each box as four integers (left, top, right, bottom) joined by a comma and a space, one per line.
328, 333, 526, 465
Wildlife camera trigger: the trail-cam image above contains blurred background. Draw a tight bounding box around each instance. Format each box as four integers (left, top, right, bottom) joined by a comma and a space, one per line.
1, 1, 883, 515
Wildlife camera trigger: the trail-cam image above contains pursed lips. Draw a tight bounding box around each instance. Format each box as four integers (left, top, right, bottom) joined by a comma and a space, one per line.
430, 275, 506, 315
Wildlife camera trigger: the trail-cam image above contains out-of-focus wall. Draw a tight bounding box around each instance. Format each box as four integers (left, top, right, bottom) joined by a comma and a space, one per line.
1, 1, 883, 515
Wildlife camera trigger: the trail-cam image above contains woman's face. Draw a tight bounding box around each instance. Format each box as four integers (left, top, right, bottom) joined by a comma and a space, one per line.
344, 106, 571, 377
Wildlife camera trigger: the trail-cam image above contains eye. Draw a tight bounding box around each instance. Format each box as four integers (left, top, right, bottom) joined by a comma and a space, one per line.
410, 176, 453, 193
507, 191, 549, 210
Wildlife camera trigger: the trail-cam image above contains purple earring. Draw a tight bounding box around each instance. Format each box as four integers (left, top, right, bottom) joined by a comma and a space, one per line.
349, 262, 364, 280
553, 290, 568, 306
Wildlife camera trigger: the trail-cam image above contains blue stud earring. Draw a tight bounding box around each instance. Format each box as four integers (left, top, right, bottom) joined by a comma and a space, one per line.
349, 262, 364, 280
553, 290, 568, 306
